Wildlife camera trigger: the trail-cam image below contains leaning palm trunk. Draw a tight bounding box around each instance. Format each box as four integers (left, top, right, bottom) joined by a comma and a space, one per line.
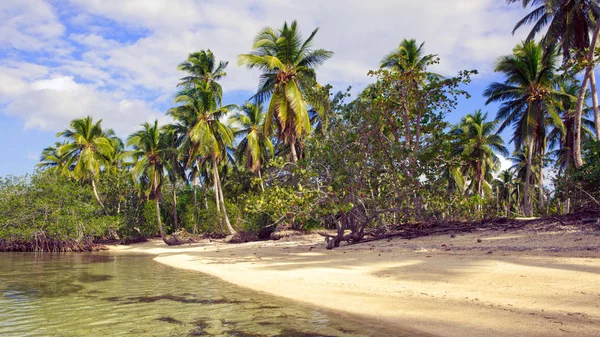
258, 169, 265, 192
574, 20, 600, 167
90, 179, 105, 209
211, 156, 236, 235
171, 180, 179, 230
290, 134, 298, 162
216, 168, 236, 235
590, 69, 600, 140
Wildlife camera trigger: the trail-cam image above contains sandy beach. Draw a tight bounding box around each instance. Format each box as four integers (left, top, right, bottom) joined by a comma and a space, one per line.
111, 228, 600, 337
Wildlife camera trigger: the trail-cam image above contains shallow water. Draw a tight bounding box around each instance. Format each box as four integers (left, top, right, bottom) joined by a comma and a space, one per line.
0, 252, 410, 336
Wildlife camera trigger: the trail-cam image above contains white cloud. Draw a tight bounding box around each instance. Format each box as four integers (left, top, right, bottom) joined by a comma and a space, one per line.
3, 75, 165, 136
498, 154, 513, 173
0, 0, 65, 51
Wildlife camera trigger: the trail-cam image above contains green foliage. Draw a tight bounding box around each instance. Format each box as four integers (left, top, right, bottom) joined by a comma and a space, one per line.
0, 171, 102, 242
7, 22, 598, 250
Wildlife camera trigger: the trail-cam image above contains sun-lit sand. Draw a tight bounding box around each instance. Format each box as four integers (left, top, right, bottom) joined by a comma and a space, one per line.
111, 229, 600, 337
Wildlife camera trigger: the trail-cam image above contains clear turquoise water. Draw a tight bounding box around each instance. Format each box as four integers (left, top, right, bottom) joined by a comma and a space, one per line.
0, 252, 412, 336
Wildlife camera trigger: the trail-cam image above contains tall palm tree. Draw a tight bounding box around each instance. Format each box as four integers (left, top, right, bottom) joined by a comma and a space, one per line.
452, 110, 508, 197
127, 120, 174, 242
238, 20, 333, 162
508, 0, 600, 164
172, 50, 237, 235
230, 102, 274, 191
57, 116, 114, 209
177, 50, 228, 105
380, 39, 439, 75
484, 41, 564, 216
169, 88, 237, 235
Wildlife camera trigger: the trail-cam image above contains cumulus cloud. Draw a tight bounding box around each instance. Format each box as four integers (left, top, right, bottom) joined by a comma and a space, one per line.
3, 75, 165, 136
0, 0, 532, 135
0, 0, 65, 51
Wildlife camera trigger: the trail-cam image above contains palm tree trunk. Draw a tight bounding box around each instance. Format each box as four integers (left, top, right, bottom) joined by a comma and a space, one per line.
476, 161, 483, 198
172, 180, 179, 231
290, 134, 298, 162
199, 175, 208, 209
216, 167, 236, 235
212, 155, 235, 235
192, 173, 198, 233
590, 69, 600, 140
258, 169, 265, 192
154, 170, 165, 241
574, 19, 600, 167
538, 164, 544, 215
524, 140, 534, 217
90, 179, 105, 209
212, 156, 221, 215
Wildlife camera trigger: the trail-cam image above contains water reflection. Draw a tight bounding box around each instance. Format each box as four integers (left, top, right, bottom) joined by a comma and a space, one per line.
0, 252, 414, 336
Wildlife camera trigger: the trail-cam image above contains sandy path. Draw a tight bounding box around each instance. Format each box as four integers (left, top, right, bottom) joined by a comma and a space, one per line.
111, 230, 600, 337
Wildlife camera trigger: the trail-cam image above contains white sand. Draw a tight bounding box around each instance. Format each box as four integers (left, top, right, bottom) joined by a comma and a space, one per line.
110, 229, 600, 337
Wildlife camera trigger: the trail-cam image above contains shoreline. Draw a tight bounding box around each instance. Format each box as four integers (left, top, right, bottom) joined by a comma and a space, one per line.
110, 229, 600, 337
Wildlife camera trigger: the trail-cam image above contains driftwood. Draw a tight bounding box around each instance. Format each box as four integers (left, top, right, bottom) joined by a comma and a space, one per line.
319, 210, 600, 249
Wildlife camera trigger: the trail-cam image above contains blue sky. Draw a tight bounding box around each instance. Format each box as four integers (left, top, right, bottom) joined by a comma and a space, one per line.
0, 0, 553, 177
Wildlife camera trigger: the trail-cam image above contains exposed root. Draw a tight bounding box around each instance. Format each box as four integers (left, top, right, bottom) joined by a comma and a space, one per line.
0, 231, 101, 252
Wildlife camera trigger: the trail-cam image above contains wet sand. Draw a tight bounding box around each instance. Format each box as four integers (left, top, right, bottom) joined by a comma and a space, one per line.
111, 228, 600, 337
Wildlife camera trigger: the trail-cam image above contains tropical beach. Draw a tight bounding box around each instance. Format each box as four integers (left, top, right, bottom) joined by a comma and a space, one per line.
112, 222, 600, 337
2, 0, 600, 336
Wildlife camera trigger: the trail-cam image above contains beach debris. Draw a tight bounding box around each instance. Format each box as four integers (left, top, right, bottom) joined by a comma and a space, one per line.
155, 316, 183, 325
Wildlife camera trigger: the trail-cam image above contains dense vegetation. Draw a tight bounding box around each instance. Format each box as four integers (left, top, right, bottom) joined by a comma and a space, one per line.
1, 1, 600, 251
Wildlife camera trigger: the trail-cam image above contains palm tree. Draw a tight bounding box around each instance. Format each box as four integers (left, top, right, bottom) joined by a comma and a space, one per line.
484, 41, 564, 216
37, 142, 71, 175
508, 0, 600, 165
495, 169, 516, 217
230, 102, 274, 191
452, 110, 508, 197
127, 120, 173, 242
177, 50, 228, 105
161, 124, 187, 231
169, 88, 237, 235
172, 50, 238, 235
380, 39, 439, 76
509, 147, 542, 214
238, 20, 333, 162
56, 116, 114, 208
547, 80, 594, 172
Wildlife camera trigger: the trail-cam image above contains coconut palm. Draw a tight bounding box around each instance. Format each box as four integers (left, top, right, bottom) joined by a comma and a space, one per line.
169, 87, 237, 235
161, 124, 187, 231
484, 41, 564, 216
495, 169, 516, 217
230, 102, 273, 191
452, 110, 508, 197
127, 120, 174, 242
56, 116, 114, 209
547, 80, 594, 172
508, 0, 600, 164
177, 50, 228, 105
380, 39, 439, 76
238, 20, 333, 162
37, 142, 71, 175
103, 129, 129, 175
